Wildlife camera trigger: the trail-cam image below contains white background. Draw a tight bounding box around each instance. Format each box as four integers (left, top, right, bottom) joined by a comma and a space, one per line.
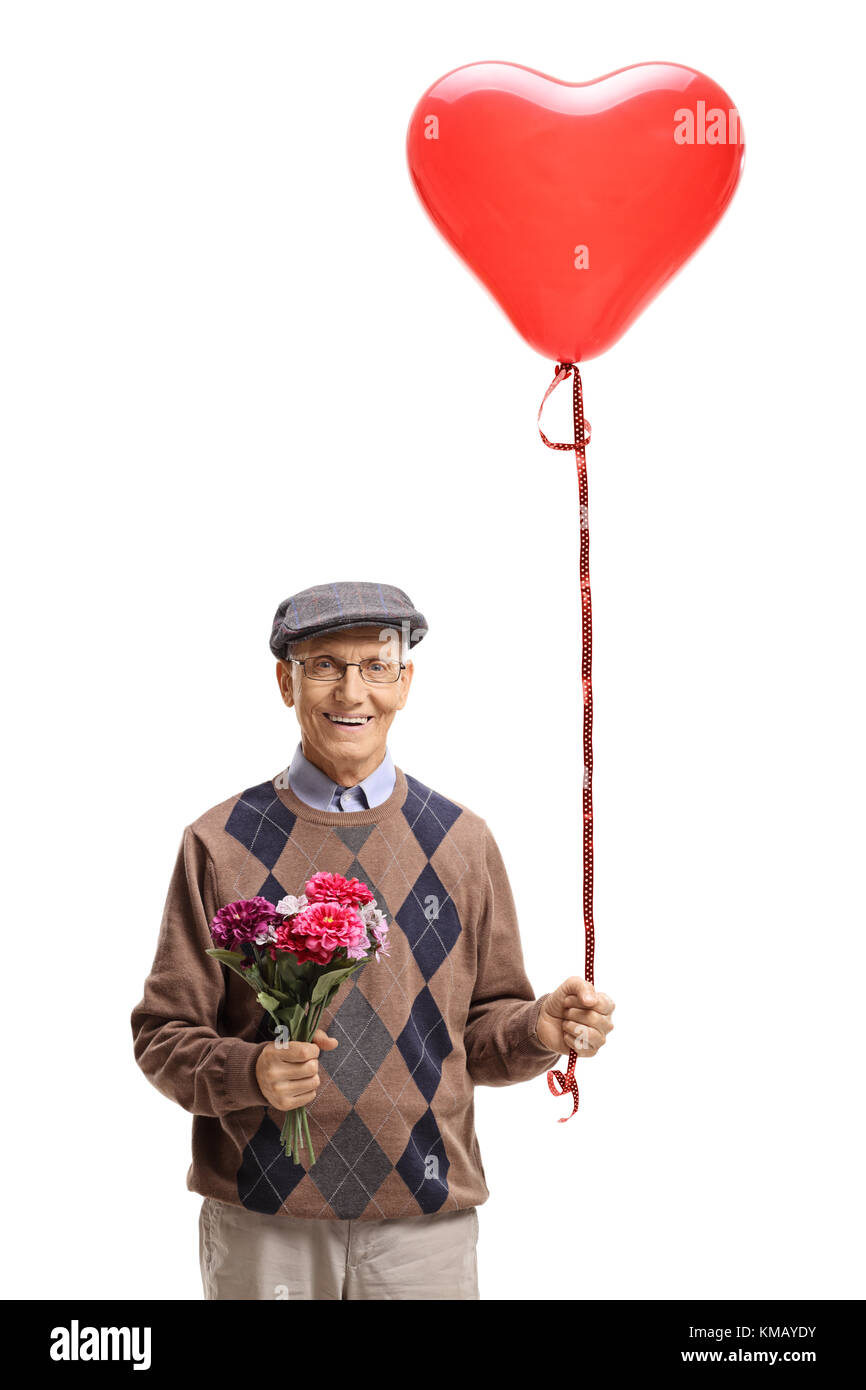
2, 0, 863, 1301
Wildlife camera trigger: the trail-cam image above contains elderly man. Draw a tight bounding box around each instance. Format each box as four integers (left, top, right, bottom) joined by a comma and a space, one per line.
131, 581, 615, 1300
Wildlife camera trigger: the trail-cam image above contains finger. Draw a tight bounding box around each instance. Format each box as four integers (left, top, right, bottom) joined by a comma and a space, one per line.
563, 1024, 607, 1053
268, 1056, 319, 1086
561, 986, 614, 1014
563, 1008, 615, 1034
311, 1028, 340, 1050
270, 1057, 318, 1082
293, 1057, 320, 1079
590, 991, 615, 1015
275, 1040, 320, 1063
274, 1073, 321, 1104
559, 977, 597, 1007
275, 1089, 318, 1111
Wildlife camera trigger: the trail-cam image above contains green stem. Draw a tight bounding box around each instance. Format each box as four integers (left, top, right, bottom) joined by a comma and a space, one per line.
280, 1109, 292, 1150
276, 993, 330, 1165
306, 999, 324, 1041
301, 1105, 316, 1165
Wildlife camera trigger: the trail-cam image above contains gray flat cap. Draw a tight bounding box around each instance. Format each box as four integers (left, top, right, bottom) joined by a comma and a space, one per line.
269, 581, 428, 660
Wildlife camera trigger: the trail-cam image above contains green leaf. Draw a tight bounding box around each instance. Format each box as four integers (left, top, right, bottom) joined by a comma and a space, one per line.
274, 1002, 307, 1035
249, 968, 290, 1004
310, 964, 359, 1007
206, 948, 256, 985
275, 956, 304, 991
207, 948, 245, 966
273, 979, 299, 1005
257, 991, 281, 1013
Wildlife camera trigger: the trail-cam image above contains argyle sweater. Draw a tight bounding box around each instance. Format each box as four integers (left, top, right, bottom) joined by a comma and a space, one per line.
131, 764, 563, 1221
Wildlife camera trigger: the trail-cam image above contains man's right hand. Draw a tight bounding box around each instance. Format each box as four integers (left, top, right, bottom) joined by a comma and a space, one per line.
254, 1028, 339, 1111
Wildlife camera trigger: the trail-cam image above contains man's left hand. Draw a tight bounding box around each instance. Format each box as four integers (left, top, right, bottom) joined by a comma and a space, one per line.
536, 976, 615, 1057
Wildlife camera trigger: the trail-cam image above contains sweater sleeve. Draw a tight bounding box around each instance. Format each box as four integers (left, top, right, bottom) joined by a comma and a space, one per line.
130, 825, 269, 1116
464, 821, 563, 1087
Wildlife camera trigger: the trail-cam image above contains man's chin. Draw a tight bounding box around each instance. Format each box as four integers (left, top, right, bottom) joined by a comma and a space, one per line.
305, 725, 387, 765
319, 721, 378, 743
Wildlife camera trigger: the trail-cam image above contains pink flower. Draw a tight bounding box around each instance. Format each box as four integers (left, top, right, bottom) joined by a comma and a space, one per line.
273, 900, 369, 965
361, 902, 390, 961
210, 897, 278, 950
304, 871, 374, 909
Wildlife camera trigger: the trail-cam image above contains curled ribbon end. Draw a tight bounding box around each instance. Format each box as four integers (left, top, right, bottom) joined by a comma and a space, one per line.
547, 1054, 580, 1121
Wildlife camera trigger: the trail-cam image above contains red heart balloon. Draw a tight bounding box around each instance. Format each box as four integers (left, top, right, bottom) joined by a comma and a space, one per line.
407, 61, 745, 362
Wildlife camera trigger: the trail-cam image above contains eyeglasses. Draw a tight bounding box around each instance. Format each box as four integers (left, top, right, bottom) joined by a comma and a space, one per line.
290, 654, 405, 685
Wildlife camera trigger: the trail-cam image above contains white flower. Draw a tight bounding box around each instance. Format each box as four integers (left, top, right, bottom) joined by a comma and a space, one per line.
356, 901, 389, 961
275, 893, 306, 917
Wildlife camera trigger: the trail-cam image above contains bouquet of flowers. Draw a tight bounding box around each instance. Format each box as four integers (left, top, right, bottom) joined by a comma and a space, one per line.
206, 871, 389, 1166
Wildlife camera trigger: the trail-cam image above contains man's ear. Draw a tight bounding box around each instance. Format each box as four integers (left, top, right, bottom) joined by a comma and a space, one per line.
396, 658, 414, 709
276, 659, 293, 707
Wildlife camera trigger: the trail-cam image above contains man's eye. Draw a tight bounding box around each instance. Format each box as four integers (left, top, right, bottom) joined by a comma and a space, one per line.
312, 658, 334, 671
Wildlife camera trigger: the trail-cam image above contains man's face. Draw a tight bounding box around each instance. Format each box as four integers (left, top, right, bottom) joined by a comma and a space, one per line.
276, 625, 414, 781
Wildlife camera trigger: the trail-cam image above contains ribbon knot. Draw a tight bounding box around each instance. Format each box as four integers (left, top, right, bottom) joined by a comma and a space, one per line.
538, 362, 592, 451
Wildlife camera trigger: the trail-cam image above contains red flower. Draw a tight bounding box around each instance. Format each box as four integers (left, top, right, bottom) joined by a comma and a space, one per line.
273, 900, 368, 965
304, 871, 374, 909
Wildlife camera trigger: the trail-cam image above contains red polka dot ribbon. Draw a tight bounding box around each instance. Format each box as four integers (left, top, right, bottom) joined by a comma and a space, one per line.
538, 364, 595, 1122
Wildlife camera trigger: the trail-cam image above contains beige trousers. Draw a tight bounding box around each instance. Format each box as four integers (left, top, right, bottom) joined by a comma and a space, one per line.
198, 1196, 480, 1300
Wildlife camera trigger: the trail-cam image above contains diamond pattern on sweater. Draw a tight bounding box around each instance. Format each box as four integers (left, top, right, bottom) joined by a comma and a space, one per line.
395, 985, 452, 1103
402, 774, 463, 857
236, 1114, 306, 1214
342, 854, 373, 893
225, 783, 296, 870
395, 862, 462, 981
257, 871, 289, 903
320, 986, 395, 1106
309, 1110, 392, 1219
335, 823, 377, 853
396, 1107, 451, 1213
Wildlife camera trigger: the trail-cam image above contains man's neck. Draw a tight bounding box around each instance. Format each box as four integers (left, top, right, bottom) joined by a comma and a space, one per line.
300, 740, 386, 787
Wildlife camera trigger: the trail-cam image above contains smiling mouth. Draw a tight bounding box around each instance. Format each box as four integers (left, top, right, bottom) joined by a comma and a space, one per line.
322, 713, 373, 727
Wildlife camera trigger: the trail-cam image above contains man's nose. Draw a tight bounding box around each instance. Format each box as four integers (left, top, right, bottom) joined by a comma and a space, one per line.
334, 666, 367, 699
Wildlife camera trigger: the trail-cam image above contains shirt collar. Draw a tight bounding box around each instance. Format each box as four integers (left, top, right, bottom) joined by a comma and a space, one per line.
287, 741, 396, 811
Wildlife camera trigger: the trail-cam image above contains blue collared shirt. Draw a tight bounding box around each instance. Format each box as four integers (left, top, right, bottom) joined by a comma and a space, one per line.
287, 741, 396, 812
